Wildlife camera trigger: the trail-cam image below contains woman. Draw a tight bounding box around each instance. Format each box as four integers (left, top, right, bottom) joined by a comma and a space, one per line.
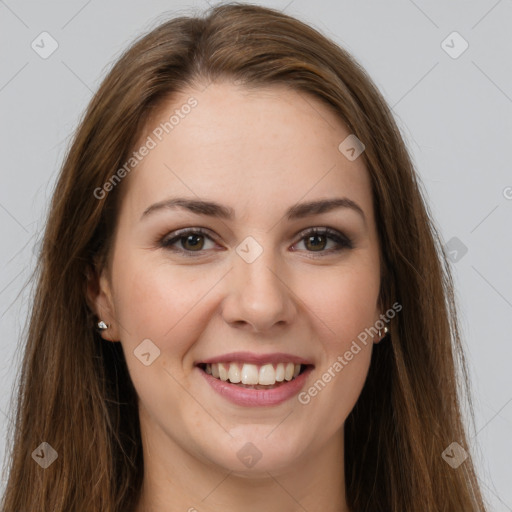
0, 3, 488, 511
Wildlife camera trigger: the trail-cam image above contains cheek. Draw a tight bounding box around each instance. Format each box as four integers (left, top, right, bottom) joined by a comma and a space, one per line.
112, 253, 222, 351
298, 259, 380, 342
294, 257, 378, 413
294, 332, 373, 451
110, 256, 213, 415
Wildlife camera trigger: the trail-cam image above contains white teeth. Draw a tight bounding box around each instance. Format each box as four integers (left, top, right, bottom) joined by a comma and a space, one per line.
206, 362, 303, 385
284, 362, 295, 381
241, 364, 259, 385
218, 363, 229, 381
275, 363, 285, 382
258, 364, 276, 385
228, 363, 241, 383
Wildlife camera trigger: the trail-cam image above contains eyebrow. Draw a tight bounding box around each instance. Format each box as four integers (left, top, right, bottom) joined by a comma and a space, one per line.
140, 196, 366, 224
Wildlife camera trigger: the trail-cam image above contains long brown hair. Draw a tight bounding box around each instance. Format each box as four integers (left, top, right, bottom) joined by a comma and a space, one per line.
1, 3, 488, 511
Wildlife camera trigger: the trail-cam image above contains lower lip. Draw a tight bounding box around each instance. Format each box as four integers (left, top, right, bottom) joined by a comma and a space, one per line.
197, 366, 313, 407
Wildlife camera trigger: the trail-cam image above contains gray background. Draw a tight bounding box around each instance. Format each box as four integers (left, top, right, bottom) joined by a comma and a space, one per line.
0, 0, 511, 509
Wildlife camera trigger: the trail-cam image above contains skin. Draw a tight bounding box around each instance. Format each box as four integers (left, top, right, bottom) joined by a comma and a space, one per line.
88, 80, 384, 512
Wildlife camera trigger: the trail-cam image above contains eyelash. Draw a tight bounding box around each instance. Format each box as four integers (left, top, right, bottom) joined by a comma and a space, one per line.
158, 227, 353, 258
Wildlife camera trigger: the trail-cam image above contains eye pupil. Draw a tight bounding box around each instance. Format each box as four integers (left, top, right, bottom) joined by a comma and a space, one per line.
306, 234, 326, 251
183, 234, 204, 250
161, 228, 349, 257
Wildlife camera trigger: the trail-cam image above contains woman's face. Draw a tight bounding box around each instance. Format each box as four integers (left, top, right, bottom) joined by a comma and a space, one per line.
92, 80, 382, 475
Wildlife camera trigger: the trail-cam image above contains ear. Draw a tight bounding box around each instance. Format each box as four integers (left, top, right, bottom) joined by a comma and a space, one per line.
85, 263, 121, 342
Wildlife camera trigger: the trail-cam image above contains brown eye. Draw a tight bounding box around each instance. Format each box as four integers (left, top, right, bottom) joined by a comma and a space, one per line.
160, 228, 216, 257
304, 233, 328, 251
160, 227, 352, 258
181, 233, 205, 251
294, 228, 353, 255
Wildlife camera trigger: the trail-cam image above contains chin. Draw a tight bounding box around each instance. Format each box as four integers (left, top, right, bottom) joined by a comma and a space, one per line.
199, 431, 306, 476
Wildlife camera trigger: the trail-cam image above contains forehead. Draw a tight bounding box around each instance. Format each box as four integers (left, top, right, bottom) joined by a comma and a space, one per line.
118, 81, 373, 225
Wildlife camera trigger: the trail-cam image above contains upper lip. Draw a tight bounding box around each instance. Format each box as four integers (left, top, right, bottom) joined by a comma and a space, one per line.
196, 351, 314, 366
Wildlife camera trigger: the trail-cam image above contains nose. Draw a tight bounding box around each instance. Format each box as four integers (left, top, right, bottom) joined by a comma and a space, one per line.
220, 248, 297, 333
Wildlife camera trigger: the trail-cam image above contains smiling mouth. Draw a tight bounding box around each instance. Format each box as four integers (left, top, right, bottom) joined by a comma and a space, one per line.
197, 362, 311, 390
